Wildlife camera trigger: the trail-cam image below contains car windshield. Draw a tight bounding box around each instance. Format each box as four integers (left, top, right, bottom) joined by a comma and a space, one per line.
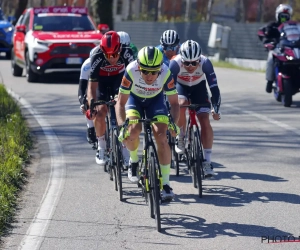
33, 14, 95, 32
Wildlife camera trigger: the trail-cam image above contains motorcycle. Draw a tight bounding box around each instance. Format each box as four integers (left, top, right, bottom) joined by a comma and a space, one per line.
258, 21, 300, 107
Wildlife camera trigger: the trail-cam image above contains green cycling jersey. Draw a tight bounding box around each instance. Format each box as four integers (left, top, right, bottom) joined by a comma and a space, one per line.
130, 43, 138, 59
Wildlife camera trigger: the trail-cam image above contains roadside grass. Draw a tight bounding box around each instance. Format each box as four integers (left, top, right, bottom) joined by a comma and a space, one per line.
211, 60, 264, 72
0, 84, 32, 236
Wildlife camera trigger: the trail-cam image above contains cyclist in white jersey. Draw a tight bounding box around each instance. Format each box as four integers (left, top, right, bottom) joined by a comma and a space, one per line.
78, 47, 98, 144
169, 40, 221, 178
116, 46, 180, 200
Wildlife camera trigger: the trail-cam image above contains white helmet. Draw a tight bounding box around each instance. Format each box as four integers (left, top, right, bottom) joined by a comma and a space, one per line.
275, 4, 293, 22
180, 40, 202, 61
117, 31, 131, 46
160, 30, 180, 47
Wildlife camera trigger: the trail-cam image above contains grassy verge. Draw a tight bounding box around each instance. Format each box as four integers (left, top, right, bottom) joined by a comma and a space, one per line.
211, 60, 264, 72
0, 84, 32, 236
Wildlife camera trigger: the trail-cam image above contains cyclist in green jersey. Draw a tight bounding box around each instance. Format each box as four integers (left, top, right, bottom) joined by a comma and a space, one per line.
116, 46, 180, 200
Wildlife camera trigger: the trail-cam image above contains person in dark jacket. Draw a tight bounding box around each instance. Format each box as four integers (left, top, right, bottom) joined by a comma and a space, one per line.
260, 4, 293, 93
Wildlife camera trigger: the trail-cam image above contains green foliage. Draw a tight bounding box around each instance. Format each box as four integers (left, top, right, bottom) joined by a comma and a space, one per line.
0, 84, 32, 236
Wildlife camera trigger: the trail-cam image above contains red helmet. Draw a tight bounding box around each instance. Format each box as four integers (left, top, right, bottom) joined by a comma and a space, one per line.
98, 23, 109, 33
100, 31, 121, 55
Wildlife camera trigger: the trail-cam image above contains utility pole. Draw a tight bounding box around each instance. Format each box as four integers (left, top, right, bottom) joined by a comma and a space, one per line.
185, 0, 191, 22
257, 0, 264, 22
206, 0, 214, 21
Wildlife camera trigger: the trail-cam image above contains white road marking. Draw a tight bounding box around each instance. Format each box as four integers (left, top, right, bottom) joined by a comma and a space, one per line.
223, 104, 300, 137
6, 89, 66, 250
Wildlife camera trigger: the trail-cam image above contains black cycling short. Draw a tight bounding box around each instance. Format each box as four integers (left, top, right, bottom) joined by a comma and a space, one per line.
176, 80, 211, 114
96, 75, 122, 101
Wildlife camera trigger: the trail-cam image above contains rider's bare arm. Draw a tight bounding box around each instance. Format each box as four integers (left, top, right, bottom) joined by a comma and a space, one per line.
116, 73, 133, 125
116, 92, 129, 125
167, 93, 180, 123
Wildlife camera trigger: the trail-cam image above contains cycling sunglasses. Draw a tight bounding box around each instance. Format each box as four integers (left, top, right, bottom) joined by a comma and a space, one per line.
140, 69, 160, 75
163, 45, 178, 51
104, 51, 120, 59
182, 60, 199, 67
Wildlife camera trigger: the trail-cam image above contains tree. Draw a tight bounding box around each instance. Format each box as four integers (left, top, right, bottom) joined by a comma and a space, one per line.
91, 0, 113, 30
14, 0, 28, 24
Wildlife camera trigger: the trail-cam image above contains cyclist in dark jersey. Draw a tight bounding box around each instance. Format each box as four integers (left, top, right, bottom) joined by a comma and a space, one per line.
88, 31, 134, 165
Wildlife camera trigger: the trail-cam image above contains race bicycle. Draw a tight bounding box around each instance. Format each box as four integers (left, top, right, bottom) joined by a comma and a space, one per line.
181, 103, 211, 198
120, 115, 177, 232
89, 92, 124, 201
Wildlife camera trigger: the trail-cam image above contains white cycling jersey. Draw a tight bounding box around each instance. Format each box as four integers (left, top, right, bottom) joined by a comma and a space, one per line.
80, 57, 91, 80
170, 54, 208, 87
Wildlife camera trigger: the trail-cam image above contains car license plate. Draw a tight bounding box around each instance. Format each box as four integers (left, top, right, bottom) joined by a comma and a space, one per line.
66, 57, 82, 64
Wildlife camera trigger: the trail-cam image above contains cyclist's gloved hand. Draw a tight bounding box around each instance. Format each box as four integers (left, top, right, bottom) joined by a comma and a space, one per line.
168, 123, 180, 137
118, 127, 130, 142
80, 104, 86, 114
85, 110, 97, 120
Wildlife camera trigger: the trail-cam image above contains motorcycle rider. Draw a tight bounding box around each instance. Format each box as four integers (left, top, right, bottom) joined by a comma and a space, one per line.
260, 4, 293, 93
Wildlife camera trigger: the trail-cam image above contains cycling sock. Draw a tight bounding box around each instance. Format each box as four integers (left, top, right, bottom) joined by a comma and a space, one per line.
204, 149, 212, 162
97, 135, 106, 148
129, 148, 139, 163
160, 164, 170, 185
86, 118, 94, 128
179, 126, 184, 137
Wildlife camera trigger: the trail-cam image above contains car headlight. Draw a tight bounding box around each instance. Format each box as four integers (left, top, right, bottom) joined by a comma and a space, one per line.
36, 40, 52, 47
4, 26, 13, 33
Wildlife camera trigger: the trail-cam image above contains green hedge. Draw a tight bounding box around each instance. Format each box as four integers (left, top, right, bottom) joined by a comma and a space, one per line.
0, 84, 32, 235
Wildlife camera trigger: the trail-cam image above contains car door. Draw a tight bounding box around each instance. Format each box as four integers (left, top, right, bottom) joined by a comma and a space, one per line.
14, 10, 30, 64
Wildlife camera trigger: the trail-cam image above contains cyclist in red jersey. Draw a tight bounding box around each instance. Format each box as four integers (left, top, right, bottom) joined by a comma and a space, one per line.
88, 31, 134, 165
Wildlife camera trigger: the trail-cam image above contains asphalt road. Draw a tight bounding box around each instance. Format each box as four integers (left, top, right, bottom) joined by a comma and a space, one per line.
1, 55, 300, 250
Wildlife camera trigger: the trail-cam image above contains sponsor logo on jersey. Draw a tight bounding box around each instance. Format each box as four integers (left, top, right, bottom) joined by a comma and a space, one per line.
121, 76, 131, 88
178, 75, 202, 82
90, 58, 102, 72
100, 64, 125, 73
167, 79, 175, 89
83, 64, 91, 71
136, 84, 161, 92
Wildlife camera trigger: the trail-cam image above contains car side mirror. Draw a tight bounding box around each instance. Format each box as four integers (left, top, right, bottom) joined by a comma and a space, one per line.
16, 24, 26, 33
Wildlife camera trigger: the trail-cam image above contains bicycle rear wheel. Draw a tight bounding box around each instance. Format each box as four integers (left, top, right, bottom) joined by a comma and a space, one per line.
168, 134, 179, 176
149, 149, 161, 232
193, 127, 203, 198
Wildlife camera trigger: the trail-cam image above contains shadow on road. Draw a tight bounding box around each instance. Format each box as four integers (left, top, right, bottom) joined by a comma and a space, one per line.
161, 213, 293, 239
174, 184, 300, 207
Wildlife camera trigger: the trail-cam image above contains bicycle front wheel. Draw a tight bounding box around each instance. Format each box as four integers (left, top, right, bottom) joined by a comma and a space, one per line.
114, 133, 123, 201
149, 149, 161, 232
104, 116, 110, 173
193, 127, 203, 198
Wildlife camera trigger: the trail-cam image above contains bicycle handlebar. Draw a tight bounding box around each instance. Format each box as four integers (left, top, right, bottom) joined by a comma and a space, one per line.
180, 103, 211, 110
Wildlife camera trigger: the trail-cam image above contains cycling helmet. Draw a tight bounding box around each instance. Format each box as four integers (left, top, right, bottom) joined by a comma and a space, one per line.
98, 23, 110, 33
100, 31, 121, 54
180, 40, 202, 61
275, 4, 293, 23
160, 30, 180, 47
137, 46, 163, 71
117, 31, 131, 45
